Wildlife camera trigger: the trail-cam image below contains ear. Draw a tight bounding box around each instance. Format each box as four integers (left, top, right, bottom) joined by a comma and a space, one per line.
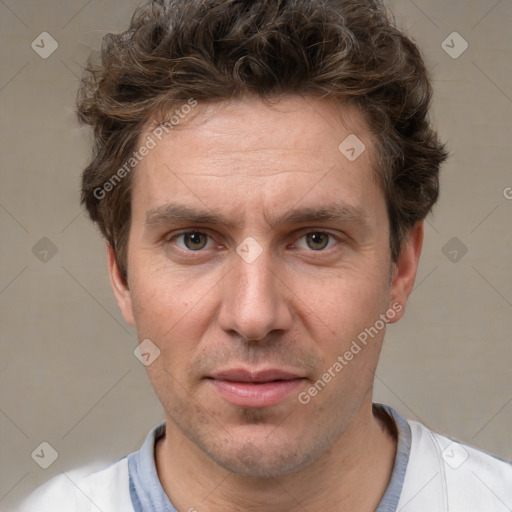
106, 242, 135, 327
387, 221, 424, 324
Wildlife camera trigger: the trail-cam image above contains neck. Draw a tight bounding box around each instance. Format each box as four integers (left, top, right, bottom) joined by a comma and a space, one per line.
155, 397, 397, 512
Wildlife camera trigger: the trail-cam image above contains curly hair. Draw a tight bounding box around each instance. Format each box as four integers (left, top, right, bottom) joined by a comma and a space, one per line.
77, 0, 448, 282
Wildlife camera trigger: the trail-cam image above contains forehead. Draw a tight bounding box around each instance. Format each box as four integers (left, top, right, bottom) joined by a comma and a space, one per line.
132, 95, 382, 220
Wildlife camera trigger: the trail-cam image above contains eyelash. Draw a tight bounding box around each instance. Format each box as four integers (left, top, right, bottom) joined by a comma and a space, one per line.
166, 229, 341, 254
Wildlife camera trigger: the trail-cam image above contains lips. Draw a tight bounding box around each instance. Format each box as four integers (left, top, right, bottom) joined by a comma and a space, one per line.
206, 368, 306, 408
210, 369, 303, 383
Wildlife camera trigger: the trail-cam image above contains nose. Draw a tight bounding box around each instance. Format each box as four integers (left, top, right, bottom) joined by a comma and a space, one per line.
217, 243, 293, 342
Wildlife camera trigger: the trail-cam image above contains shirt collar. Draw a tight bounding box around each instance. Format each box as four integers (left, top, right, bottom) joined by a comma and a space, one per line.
127, 403, 411, 512
373, 403, 412, 511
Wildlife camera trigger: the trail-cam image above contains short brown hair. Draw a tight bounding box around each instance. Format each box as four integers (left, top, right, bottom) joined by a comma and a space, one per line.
78, 0, 448, 282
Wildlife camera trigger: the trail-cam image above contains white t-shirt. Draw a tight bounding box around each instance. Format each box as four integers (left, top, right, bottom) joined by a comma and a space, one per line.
15, 404, 512, 512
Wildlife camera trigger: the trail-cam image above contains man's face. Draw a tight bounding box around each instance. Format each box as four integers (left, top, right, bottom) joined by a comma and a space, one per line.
111, 96, 412, 477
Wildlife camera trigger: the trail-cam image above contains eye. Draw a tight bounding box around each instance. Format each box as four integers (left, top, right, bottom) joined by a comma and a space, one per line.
171, 231, 215, 251
166, 229, 340, 254
294, 231, 339, 251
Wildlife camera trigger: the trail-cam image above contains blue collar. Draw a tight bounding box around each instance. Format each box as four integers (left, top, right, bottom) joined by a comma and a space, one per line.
127, 403, 411, 511
373, 403, 412, 511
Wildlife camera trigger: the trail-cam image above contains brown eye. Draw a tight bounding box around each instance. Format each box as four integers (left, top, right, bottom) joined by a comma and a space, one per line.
183, 232, 208, 250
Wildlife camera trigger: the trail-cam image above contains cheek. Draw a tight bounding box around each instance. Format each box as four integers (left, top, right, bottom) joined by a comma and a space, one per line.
128, 258, 228, 365
305, 265, 390, 327
299, 269, 391, 382
129, 250, 215, 320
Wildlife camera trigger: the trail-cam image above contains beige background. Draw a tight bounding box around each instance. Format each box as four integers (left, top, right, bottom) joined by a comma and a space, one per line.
1, 0, 511, 509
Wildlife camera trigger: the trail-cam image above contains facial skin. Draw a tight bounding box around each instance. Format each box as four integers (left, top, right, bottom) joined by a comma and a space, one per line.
108, 95, 423, 511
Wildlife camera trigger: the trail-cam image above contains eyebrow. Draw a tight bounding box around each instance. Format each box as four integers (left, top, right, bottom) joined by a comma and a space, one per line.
145, 202, 369, 230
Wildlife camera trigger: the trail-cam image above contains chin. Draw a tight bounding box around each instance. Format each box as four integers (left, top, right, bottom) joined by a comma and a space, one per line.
202, 429, 325, 479
217, 447, 310, 478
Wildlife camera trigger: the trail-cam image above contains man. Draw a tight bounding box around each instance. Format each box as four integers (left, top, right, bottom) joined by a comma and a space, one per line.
18, 0, 512, 511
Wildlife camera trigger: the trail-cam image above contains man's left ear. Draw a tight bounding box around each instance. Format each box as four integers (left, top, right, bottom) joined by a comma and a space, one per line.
387, 221, 424, 324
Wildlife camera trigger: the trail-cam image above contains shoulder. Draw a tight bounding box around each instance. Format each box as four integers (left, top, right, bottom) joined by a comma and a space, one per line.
16, 458, 134, 512
398, 419, 512, 512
